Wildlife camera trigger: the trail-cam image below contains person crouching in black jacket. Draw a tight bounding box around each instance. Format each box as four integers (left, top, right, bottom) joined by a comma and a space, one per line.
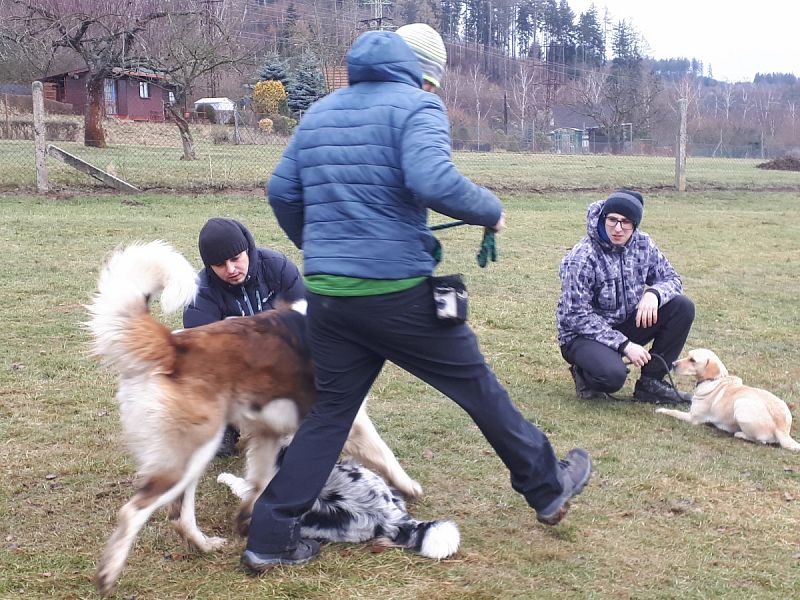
183, 217, 305, 456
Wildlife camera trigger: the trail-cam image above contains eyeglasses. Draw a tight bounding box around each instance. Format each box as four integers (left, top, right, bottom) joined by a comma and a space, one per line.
605, 216, 634, 231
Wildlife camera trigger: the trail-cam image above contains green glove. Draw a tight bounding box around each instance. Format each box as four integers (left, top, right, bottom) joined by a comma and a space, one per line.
476, 229, 497, 268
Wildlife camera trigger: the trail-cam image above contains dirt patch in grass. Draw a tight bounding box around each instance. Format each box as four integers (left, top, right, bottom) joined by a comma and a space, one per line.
756, 156, 800, 171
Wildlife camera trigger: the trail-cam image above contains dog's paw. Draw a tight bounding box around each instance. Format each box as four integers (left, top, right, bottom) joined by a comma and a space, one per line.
188, 535, 228, 553
655, 408, 668, 414
204, 536, 227, 552
404, 479, 424, 499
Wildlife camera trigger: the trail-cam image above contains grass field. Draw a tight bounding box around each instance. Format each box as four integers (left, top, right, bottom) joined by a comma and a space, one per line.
1, 189, 799, 599
3, 138, 800, 192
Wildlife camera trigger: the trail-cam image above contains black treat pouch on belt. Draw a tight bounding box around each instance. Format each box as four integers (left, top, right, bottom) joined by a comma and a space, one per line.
430, 273, 468, 324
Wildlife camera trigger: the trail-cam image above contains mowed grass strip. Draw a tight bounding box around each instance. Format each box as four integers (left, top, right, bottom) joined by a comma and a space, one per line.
3, 138, 800, 192
0, 190, 798, 599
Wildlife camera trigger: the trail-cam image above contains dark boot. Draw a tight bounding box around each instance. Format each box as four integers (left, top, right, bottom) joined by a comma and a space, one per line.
536, 448, 593, 526
241, 539, 321, 573
633, 376, 691, 405
570, 365, 607, 400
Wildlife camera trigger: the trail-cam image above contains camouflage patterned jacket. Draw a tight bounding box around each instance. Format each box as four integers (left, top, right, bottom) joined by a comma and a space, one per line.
556, 200, 683, 352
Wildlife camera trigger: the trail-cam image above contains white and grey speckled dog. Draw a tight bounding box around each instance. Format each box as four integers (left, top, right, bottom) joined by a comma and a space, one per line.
218, 458, 460, 560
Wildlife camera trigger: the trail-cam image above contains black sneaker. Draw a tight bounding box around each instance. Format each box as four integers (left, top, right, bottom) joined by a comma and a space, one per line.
216, 425, 240, 458
241, 539, 321, 573
633, 376, 691, 405
570, 365, 607, 400
536, 448, 593, 526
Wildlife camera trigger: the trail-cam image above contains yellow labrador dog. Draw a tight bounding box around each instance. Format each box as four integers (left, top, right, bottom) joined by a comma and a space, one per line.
656, 348, 799, 451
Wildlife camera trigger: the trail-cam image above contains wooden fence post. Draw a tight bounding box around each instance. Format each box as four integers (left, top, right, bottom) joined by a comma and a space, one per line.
675, 98, 687, 192
32, 81, 49, 193
4, 93, 10, 139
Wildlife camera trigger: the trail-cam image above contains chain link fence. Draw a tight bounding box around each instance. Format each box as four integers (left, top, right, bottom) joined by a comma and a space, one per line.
3, 91, 800, 194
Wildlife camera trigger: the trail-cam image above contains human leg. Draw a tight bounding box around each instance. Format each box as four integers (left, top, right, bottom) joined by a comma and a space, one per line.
243, 293, 385, 564
620, 295, 695, 380
617, 295, 695, 404
560, 337, 629, 395
342, 282, 589, 518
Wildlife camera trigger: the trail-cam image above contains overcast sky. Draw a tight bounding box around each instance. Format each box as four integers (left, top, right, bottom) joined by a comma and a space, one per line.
568, 1, 798, 82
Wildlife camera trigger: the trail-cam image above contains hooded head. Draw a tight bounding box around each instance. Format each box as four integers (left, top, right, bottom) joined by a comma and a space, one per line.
600, 190, 645, 229
198, 218, 251, 267
395, 23, 448, 89
347, 30, 422, 88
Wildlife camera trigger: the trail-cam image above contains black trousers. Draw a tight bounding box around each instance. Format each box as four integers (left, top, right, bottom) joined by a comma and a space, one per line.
246, 281, 563, 553
561, 295, 695, 393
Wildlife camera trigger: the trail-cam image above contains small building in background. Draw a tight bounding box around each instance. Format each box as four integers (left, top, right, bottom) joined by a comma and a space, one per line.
193, 97, 236, 123
40, 67, 175, 121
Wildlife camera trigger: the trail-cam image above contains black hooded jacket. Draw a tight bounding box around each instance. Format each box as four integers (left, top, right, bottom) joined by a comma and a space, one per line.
182, 222, 304, 328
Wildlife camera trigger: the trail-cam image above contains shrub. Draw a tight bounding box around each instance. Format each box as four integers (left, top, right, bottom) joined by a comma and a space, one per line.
253, 80, 287, 116
258, 118, 274, 133
211, 129, 229, 145
271, 115, 297, 135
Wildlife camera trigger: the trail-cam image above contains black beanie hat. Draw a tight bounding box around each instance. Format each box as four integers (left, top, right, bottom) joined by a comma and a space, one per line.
198, 218, 249, 267
601, 190, 644, 228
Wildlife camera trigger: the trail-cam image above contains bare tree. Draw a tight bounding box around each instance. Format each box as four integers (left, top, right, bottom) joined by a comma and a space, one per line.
470, 64, 494, 144
2, 0, 200, 147
509, 60, 541, 148
570, 65, 661, 153
148, 6, 261, 160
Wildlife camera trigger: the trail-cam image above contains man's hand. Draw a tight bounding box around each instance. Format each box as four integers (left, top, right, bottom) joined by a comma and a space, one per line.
624, 342, 651, 367
636, 291, 659, 328
492, 211, 506, 233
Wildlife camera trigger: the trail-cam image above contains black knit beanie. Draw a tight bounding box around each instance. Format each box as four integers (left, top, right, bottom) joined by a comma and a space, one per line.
601, 190, 645, 228
198, 218, 249, 267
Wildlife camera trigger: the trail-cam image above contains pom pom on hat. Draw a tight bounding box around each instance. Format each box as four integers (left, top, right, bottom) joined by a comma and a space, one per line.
396, 23, 447, 88
601, 190, 645, 228
198, 218, 249, 267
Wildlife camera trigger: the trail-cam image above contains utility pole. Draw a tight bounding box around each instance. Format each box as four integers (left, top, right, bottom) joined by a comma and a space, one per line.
360, 0, 393, 30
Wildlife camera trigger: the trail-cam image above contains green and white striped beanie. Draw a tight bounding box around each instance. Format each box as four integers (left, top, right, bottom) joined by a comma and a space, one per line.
396, 23, 447, 88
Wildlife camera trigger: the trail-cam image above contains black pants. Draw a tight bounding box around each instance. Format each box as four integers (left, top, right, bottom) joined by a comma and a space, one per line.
561, 295, 695, 393
246, 281, 563, 553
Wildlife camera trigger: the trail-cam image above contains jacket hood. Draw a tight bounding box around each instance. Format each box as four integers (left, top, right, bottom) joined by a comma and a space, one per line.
347, 30, 423, 88
587, 199, 637, 250
205, 220, 258, 288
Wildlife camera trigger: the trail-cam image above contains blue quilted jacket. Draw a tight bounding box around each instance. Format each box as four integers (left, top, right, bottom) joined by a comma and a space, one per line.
267, 30, 503, 279
556, 200, 684, 351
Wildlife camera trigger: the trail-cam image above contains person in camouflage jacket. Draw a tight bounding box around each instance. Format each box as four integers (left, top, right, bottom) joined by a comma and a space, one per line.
556, 190, 694, 404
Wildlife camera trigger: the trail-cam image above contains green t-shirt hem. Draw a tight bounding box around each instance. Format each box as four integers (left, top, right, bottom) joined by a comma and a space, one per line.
304, 274, 426, 297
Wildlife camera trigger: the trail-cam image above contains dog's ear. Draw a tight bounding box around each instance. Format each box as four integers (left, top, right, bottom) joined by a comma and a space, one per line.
702, 356, 722, 380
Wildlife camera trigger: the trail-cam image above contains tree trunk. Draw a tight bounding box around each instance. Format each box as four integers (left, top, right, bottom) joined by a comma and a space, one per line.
167, 105, 197, 160
85, 77, 107, 148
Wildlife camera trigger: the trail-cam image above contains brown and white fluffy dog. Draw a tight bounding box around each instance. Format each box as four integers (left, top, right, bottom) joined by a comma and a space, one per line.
656, 348, 800, 451
87, 241, 422, 595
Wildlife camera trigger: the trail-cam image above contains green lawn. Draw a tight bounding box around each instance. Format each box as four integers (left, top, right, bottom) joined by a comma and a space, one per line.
1, 190, 799, 599
3, 138, 800, 192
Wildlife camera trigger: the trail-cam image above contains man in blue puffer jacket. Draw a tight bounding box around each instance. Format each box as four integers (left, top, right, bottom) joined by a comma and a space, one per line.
557, 191, 695, 403
242, 26, 592, 571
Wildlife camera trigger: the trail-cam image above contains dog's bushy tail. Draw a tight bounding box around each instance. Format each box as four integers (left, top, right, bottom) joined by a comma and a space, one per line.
385, 518, 460, 560
86, 241, 197, 372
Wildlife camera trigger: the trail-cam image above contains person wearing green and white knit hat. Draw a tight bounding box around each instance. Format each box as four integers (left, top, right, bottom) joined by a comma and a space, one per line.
396, 23, 447, 90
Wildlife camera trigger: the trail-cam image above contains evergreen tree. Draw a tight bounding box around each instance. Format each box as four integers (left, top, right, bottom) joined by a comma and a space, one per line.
286, 51, 326, 116
576, 6, 604, 67
258, 52, 291, 89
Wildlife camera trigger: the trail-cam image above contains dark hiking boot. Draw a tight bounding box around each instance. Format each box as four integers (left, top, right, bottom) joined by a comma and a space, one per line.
570, 365, 607, 400
241, 539, 321, 573
536, 448, 593, 526
633, 376, 692, 405
216, 425, 240, 458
